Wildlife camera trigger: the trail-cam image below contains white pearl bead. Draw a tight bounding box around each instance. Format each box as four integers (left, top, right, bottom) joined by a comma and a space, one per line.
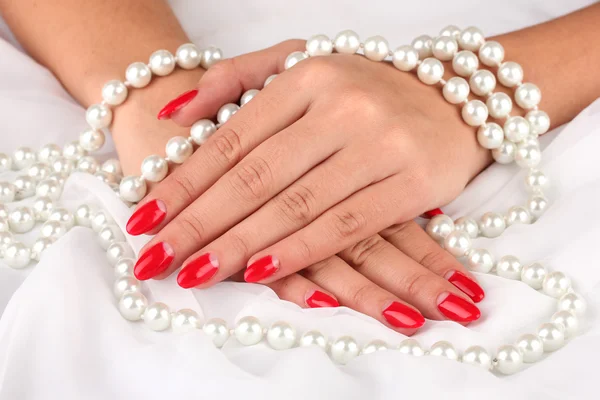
4, 242, 31, 269
0, 204, 7, 219
551, 310, 579, 338
306, 34, 333, 57
118, 291, 147, 321
234, 316, 263, 346
98, 224, 125, 250
558, 292, 586, 317
458, 27, 485, 51
85, 104, 112, 130
515, 83, 541, 110
141, 155, 168, 182
149, 49, 175, 76
461, 100, 488, 127
264, 74, 278, 87
200, 46, 223, 69
12, 147, 36, 170
91, 210, 113, 232
27, 163, 51, 181
0, 182, 16, 202
119, 176, 147, 203
363, 35, 390, 62
144, 302, 172, 332
537, 323, 565, 352
40, 220, 67, 239
439, 25, 461, 38
462, 345, 492, 370
361, 339, 388, 355
496, 255, 522, 280
284, 51, 308, 70
240, 89, 260, 106
330, 336, 360, 364
498, 62, 523, 87
429, 341, 459, 360
75, 204, 94, 227
114, 258, 134, 278
101, 159, 122, 177
266, 321, 297, 350
165, 136, 193, 164
101, 80, 128, 106
0, 153, 11, 172
202, 318, 230, 347
492, 140, 516, 164
176, 43, 202, 69
452, 50, 479, 78
0, 217, 9, 233
542, 271, 571, 298
495, 345, 523, 375
31, 237, 54, 261
79, 129, 106, 152
398, 339, 425, 356
479, 212, 506, 238
478, 41, 505, 67
411, 35, 433, 59
8, 207, 36, 233
333, 30, 361, 54
486, 92, 513, 119
106, 242, 134, 266
125, 62, 152, 88
417, 58, 444, 85
454, 217, 479, 238
76, 156, 100, 174
469, 69, 496, 96
520, 262, 547, 289
525, 110, 551, 136
172, 309, 202, 333
442, 77, 470, 104
431, 36, 458, 61
515, 142, 541, 169
515, 334, 544, 363
14, 175, 36, 199
190, 119, 217, 145
506, 205, 532, 226
217, 103, 240, 124
392, 45, 419, 72
477, 123, 504, 149
0, 231, 14, 255
48, 208, 74, 230
37, 144, 62, 163
425, 214, 454, 242
527, 194, 548, 220
444, 230, 472, 257
114, 276, 141, 298
465, 248, 495, 273
299, 330, 328, 350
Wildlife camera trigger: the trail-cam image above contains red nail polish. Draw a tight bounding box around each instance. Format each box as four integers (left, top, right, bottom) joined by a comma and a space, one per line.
244, 255, 279, 283
306, 291, 339, 308
157, 89, 198, 120
446, 270, 485, 303
437, 292, 481, 322
134, 242, 175, 280
177, 253, 219, 289
423, 208, 444, 219
126, 200, 167, 236
382, 301, 425, 329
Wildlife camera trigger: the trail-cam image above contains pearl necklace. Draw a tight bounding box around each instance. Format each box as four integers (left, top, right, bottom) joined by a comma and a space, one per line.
0, 27, 587, 375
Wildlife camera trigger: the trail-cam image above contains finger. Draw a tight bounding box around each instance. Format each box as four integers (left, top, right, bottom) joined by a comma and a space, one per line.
168, 39, 305, 125
265, 273, 340, 309
302, 256, 425, 335
380, 220, 485, 302
339, 235, 481, 323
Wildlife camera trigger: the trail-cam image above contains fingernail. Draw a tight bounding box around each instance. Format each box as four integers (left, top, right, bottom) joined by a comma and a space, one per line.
244, 255, 279, 283
437, 292, 481, 322
126, 199, 167, 236
306, 290, 339, 308
423, 208, 444, 218
157, 89, 198, 120
134, 242, 175, 280
177, 252, 219, 288
382, 301, 425, 329
446, 270, 485, 303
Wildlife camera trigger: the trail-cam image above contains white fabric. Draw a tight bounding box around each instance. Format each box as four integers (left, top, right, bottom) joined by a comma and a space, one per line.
1, 0, 599, 398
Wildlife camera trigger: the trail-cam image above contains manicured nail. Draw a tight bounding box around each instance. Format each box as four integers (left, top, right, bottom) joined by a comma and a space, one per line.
134, 242, 175, 280
177, 252, 219, 289
157, 89, 198, 120
446, 270, 485, 303
306, 291, 339, 308
382, 301, 425, 329
423, 208, 444, 218
437, 292, 481, 322
126, 199, 167, 236
244, 255, 279, 283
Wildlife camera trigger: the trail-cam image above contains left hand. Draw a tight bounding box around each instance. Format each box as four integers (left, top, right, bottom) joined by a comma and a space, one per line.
129, 39, 491, 285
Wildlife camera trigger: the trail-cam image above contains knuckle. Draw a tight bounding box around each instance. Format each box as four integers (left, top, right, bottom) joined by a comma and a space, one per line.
330, 210, 367, 240
275, 184, 316, 226
207, 126, 244, 167
302, 256, 333, 280
169, 172, 197, 204
346, 236, 387, 267
229, 157, 272, 201
174, 211, 206, 243
404, 272, 431, 299
349, 283, 375, 307
418, 248, 447, 271
226, 231, 250, 258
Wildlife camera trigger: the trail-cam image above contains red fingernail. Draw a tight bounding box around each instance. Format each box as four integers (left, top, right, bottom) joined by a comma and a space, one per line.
126, 199, 167, 236
437, 292, 481, 322
177, 253, 219, 289
306, 291, 339, 308
382, 301, 425, 329
244, 255, 279, 283
423, 208, 444, 219
446, 270, 485, 303
157, 89, 198, 120
134, 242, 175, 280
